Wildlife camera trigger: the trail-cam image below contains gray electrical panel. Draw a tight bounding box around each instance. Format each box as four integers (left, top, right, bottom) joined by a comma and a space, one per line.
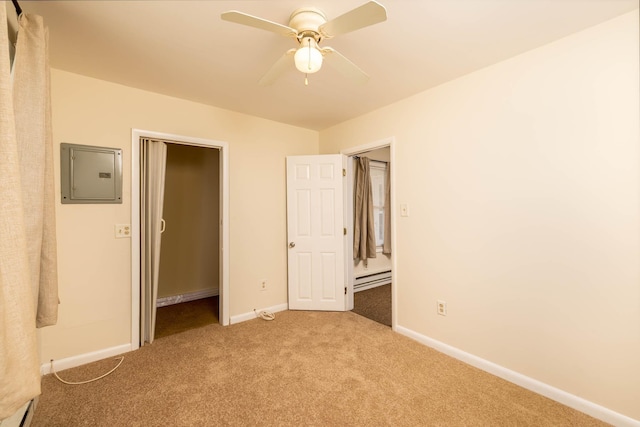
60, 143, 122, 204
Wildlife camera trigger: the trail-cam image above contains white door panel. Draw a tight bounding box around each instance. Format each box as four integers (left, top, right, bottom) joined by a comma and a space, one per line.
287, 155, 345, 311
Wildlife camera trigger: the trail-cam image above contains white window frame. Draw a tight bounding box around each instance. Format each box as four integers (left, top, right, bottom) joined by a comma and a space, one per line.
369, 160, 387, 252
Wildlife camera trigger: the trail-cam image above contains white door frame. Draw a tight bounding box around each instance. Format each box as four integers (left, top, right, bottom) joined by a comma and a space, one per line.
341, 137, 397, 330
131, 129, 230, 350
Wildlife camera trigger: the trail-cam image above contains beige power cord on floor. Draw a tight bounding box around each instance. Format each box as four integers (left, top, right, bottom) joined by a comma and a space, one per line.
50, 356, 124, 385
254, 309, 275, 321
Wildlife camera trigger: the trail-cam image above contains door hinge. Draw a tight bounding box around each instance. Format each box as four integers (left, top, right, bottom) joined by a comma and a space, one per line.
343, 227, 347, 235
345, 286, 347, 295
342, 168, 346, 177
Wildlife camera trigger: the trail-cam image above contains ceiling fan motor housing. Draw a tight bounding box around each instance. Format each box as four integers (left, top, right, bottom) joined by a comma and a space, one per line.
289, 7, 327, 42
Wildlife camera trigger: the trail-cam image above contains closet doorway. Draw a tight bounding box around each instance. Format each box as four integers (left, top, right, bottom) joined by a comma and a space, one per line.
131, 129, 230, 350
154, 143, 220, 339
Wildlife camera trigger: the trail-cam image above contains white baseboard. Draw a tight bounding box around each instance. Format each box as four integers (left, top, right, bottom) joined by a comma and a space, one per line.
156, 288, 218, 307
395, 326, 640, 427
40, 343, 132, 376
230, 303, 289, 325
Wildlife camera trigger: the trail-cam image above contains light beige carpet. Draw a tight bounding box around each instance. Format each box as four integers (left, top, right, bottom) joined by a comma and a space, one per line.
32, 311, 606, 426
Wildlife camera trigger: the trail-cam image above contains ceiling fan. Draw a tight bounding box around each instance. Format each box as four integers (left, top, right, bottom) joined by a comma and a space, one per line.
221, 1, 387, 86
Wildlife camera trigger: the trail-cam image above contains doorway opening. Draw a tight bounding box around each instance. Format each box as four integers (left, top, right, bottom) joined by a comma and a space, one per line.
343, 138, 396, 328
154, 143, 220, 339
131, 129, 230, 350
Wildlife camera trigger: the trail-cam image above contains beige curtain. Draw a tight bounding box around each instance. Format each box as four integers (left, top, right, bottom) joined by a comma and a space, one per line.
0, 10, 58, 418
382, 163, 391, 255
353, 157, 376, 265
13, 13, 58, 327
140, 139, 167, 344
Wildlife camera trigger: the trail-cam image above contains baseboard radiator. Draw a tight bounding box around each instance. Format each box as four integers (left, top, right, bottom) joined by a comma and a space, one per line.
156, 288, 218, 307
354, 270, 392, 293
0, 398, 37, 427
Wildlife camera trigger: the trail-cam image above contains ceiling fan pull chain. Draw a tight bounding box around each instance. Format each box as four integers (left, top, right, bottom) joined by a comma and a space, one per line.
304, 37, 312, 86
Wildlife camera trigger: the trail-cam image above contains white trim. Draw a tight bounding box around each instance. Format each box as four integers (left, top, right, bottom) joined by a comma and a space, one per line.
342, 154, 353, 310
131, 131, 141, 350
131, 129, 231, 352
40, 344, 132, 376
219, 140, 230, 326
341, 137, 397, 330
156, 288, 218, 307
395, 325, 640, 427
341, 137, 395, 155
229, 303, 289, 325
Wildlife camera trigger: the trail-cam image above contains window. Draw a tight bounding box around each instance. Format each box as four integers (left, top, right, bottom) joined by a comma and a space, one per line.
370, 161, 387, 250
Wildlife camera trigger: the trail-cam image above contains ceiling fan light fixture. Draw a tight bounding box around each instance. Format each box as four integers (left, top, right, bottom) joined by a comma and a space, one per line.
222, 2, 387, 86
294, 37, 323, 74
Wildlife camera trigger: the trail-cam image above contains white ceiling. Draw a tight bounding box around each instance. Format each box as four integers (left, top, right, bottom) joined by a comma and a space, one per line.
16, 0, 639, 131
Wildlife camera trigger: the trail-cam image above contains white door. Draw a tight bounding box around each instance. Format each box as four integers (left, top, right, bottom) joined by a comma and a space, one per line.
287, 155, 346, 311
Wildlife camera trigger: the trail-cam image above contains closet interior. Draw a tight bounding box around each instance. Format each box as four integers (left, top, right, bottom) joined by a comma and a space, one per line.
154, 143, 220, 339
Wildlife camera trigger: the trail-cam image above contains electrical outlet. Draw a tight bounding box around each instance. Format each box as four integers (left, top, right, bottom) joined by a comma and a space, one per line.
260, 280, 268, 291
115, 224, 131, 238
437, 300, 447, 316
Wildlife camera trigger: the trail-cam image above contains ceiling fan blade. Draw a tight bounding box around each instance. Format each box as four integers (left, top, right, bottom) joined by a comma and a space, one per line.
221, 11, 297, 37
259, 49, 296, 86
319, 1, 387, 38
322, 48, 370, 84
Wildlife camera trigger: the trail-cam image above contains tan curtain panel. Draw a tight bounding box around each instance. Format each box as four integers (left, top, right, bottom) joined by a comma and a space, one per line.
353, 157, 376, 265
0, 9, 57, 419
13, 13, 58, 327
140, 139, 167, 345
382, 163, 391, 255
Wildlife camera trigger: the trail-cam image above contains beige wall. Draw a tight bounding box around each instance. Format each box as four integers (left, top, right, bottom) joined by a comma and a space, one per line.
320, 12, 640, 420
40, 69, 318, 363
158, 144, 220, 299
354, 253, 391, 278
